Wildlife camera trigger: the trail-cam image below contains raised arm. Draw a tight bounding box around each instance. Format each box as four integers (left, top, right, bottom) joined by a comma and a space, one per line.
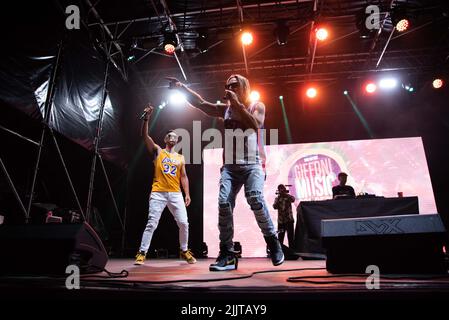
180, 161, 191, 206
141, 105, 161, 155
166, 77, 226, 118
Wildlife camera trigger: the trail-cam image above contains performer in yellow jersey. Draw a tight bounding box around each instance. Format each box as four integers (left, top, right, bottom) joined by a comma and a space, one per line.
135, 105, 196, 265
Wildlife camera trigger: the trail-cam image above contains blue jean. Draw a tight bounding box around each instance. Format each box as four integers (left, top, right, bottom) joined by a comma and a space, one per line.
218, 164, 276, 251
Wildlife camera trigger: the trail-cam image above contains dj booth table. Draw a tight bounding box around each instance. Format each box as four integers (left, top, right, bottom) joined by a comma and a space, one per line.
294, 196, 419, 255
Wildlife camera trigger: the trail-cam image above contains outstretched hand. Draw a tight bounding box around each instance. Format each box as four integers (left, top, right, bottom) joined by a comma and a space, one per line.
166, 77, 183, 89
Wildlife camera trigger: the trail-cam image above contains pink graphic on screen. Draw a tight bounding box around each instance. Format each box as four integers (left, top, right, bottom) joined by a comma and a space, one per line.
203, 137, 437, 258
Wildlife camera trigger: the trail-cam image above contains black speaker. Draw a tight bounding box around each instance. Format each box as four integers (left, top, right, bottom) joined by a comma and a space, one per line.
0, 222, 108, 275
322, 214, 448, 274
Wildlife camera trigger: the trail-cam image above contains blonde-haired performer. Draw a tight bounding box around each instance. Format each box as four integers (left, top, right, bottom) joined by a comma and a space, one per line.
167, 75, 284, 271
134, 105, 196, 265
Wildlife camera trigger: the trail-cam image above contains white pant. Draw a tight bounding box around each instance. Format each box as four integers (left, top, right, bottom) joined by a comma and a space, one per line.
139, 192, 189, 253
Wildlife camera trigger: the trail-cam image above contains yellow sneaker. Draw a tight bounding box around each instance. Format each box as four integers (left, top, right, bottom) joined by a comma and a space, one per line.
180, 249, 197, 264
134, 251, 146, 265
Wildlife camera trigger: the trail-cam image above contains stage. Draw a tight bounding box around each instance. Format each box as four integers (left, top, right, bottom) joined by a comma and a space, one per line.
2, 258, 449, 303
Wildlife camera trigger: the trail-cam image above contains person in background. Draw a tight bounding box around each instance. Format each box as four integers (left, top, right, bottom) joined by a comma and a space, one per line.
273, 184, 296, 248
332, 172, 356, 199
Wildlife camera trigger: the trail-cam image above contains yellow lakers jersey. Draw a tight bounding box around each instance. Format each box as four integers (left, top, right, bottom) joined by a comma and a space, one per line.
152, 149, 184, 192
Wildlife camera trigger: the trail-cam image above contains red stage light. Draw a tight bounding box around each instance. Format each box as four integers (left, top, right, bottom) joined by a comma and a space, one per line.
164, 43, 176, 54
306, 87, 317, 98
433, 78, 443, 89
316, 28, 329, 41
365, 83, 377, 94
241, 32, 253, 45
395, 19, 409, 32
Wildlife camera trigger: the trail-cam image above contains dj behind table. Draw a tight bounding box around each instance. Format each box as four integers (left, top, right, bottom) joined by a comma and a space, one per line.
294, 195, 419, 257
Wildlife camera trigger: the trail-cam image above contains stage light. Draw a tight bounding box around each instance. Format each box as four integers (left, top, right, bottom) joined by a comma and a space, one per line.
163, 32, 178, 54
250, 90, 260, 102
433, 78, 444, 89
391, 5, 412, 33
402, 83, 415, 92
124, 38, 141, 62
279, 95, 283, 100
131, 38, 139, 49
395, 18, 409, 32
216, 100, 221, 104
169, 92, 186, 106
343, 90, 348, 95
164, 43, 175, 54
241, 31, 253, 46
315, 27, 329, 41
365, 83, 377, 94
306, 87, 317, 98
274, 21, 289, 45
379, 78, 398, 89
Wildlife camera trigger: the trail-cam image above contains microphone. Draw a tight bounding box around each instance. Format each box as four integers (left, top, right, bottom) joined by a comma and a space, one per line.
139, 110, 148, 120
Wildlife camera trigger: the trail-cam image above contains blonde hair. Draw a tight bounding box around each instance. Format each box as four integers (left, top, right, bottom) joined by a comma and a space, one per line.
226, 74, 251, 106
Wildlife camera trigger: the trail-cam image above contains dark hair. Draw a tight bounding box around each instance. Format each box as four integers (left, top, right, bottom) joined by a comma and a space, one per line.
338, 172, 348, 178
166, 130, 176, 135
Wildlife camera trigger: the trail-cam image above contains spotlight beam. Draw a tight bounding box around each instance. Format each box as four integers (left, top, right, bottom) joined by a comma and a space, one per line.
242, 41, 250, 75
320, 30, 359, 48
370, 11, 390, 52
174, 51, 188, 81
149, 106, 162, 133
309, 36, 318, 73
376, 27, 395, 68
307, 0, 319, 73
391, 20, 435, 41
279, 98, 293, 143
343, 92, 375, 138
155, 0, 189, 80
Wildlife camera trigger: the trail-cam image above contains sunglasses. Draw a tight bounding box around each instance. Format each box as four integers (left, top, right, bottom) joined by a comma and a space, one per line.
225, 83, 240, 90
